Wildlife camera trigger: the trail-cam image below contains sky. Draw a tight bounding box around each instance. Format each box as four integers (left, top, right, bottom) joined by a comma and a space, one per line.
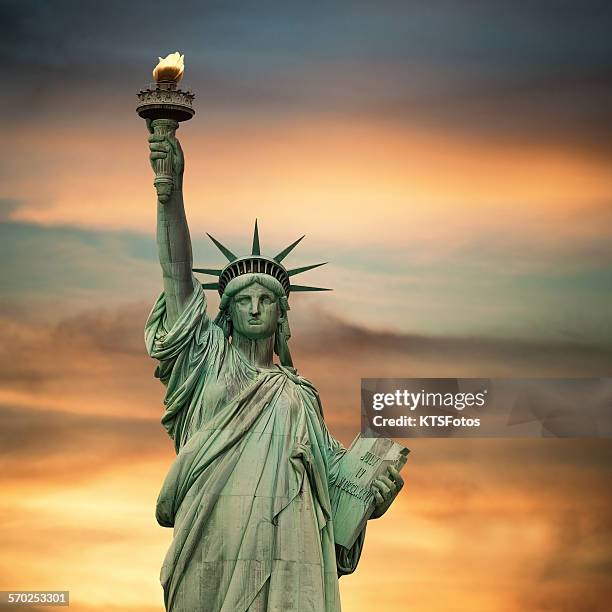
1, 1, 611, 611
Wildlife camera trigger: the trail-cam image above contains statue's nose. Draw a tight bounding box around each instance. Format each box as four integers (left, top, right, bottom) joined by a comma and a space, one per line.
250, 297, 260, 315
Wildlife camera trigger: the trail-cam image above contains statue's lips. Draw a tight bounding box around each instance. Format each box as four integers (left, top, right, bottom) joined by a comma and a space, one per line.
248, 319, 263, 325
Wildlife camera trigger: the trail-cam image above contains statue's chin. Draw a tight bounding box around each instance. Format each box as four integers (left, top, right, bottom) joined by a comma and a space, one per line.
243, 332, 274, 341
234, 326, 275, 341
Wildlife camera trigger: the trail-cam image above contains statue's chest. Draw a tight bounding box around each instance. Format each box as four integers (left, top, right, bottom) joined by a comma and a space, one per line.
261, 382, 308, 436
198, 355, 258, 421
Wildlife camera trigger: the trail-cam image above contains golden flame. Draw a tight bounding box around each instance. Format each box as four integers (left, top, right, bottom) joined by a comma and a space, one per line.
152, 52, 185, 83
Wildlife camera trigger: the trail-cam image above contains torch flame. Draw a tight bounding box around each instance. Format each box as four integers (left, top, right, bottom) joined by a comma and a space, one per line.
153, 52, 185, 83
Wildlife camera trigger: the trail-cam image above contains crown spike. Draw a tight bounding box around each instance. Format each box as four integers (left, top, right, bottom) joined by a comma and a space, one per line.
274, 235, 305, 263
192, 267, 222, 276
206, 233, 237, 262
287, 262, 327, 277
200, 282, 220, 290
251, 219, 260, 255
289, 284, 331, 292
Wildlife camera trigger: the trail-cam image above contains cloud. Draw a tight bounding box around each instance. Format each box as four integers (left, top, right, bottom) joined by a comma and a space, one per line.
3, 0, 612, 157
0, 302, 167, 419
0, 403, 169, 486
1, 292, 610, 444
2, 190, 611, 344
0, 301, 611, 611
4, 4, 612, 608
343, 437, 612, 611
0, 198, 22, 221
294, 306, 612, 370
2, 296, 609, 440
0, 221, 161, 316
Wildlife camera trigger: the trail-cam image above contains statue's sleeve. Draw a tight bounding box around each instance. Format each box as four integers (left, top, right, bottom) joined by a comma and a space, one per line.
145, 276, 209, 379
320, 420, 346, 487
145, 277, 225, 445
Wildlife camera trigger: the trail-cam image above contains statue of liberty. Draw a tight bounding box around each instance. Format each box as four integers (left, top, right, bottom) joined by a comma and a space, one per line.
141, 54, 403, 612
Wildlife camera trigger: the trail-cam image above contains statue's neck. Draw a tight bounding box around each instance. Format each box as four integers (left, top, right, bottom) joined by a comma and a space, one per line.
232, 332, 275, 369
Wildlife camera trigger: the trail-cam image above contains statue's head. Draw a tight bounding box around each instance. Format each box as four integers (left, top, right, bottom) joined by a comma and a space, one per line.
220, 273, 288, 341
198, 221, 329, 368
215, 272, 292, 366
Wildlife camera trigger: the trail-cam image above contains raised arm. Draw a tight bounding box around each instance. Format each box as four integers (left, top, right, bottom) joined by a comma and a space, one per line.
148, 120, 194, 327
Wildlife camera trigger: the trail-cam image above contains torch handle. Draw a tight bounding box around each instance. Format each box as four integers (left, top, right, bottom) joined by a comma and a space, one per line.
150, 118, 179, 204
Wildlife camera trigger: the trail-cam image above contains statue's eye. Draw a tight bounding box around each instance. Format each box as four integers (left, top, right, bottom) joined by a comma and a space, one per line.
261, 296, 272, 305
237, 297, 250, 306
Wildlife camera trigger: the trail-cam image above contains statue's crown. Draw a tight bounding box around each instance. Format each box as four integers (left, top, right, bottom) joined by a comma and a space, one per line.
193, 220, 329, 297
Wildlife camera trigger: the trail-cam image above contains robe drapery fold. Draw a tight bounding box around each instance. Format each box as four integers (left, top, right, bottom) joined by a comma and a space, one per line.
145, 280, 365, 611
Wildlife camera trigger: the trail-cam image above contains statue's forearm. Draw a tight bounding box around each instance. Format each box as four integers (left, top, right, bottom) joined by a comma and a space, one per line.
157, 188, 193, 327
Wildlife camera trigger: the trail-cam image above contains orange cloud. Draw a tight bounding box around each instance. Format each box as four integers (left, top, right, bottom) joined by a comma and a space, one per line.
1, 306, 611, 611
7, 119, 612, 253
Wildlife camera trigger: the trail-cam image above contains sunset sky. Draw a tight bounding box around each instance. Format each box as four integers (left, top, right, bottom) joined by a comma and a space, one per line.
1, 2, 611, 611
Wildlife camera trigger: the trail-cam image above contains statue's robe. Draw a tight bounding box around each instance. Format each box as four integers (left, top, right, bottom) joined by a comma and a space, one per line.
145, 280, 365, 612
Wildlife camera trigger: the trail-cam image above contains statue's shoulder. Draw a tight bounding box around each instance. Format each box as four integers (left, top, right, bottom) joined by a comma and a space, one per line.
277, 365, 317, 391
276, 366, 325, 419
207, 318, 226, 341
198, 317, 231, 353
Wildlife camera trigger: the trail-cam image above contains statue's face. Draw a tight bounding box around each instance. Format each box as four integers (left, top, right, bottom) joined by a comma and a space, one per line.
230, 282, 281, 340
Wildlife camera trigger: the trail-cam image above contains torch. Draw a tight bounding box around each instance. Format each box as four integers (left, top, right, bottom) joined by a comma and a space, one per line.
136, 52, 195, 203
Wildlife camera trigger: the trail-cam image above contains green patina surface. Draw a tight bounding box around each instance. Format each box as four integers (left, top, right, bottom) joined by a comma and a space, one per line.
139, 61, 404, 611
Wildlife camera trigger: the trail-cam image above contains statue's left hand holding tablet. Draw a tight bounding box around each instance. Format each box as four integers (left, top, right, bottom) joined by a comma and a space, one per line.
370, 465, 404, 519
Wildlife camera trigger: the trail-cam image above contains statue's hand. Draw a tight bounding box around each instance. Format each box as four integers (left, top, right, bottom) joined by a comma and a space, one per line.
147, 119, 184, 184
370, 465, 404, 519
